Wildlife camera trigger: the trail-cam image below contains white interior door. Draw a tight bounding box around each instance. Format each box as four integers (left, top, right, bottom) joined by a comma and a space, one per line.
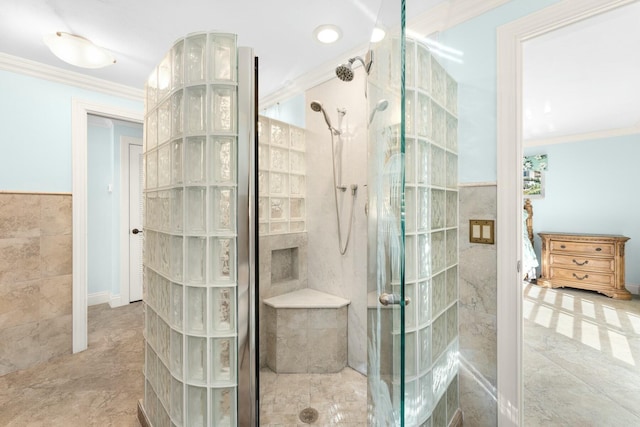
129, 143, 143, 302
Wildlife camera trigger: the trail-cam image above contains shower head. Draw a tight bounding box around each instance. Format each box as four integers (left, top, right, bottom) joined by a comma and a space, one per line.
310, 100, 338, 134
335, 62, 355, 82
335, 50, 374, 82
368, 99, 389, 125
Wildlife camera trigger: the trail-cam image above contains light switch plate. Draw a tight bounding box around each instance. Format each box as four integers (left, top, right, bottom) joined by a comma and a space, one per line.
470, 219, 495, 244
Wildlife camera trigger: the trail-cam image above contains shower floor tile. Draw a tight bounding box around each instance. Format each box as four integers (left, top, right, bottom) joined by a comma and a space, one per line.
260, 367, 367, 426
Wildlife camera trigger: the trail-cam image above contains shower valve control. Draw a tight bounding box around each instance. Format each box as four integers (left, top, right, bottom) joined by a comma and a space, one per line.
378, 292, 410, 306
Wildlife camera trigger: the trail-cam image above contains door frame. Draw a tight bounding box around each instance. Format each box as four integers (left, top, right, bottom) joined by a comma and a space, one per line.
119, 136, 143, 305
71, 99, 143, 353
496, 0, 635, 424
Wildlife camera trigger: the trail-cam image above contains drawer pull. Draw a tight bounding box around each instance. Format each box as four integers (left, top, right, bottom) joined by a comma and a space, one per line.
595, 247, 602, 252
573, 273, 589, 281
560, 245, 566, 249
572, 259, 588, 266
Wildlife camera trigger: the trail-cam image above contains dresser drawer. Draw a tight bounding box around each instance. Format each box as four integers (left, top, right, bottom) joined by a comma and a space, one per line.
549, 254, 614, 272
549, 240, 614, 256
549, 267, 614, 287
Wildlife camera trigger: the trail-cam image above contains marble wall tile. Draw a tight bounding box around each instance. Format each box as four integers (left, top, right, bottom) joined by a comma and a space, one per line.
0, 237, 40, 284
40, 234, 72, 277
275, 309, 308, 373
0, 321, 40, 376
0, 194, 40, 239
0, 193, 73, 376
40, 195, 72, 236
39, 274, 72, 320
458, 185, 497, 423
0, 279, 39, 328
258, 233, 308, 368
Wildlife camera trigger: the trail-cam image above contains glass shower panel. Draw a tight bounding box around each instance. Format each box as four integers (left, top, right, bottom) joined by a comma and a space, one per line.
143, 32, 245, 427
367, 0, 406, 424
369, 0, 460, 423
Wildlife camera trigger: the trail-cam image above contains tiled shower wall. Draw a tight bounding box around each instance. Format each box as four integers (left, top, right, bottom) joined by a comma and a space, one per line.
458, 184, 497, 426
0, 192, 72, 376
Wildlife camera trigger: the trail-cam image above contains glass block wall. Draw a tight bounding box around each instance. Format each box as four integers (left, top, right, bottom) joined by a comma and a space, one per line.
257, 116, 306, 235
143, 32, 239, 427
404, 39, 459, 426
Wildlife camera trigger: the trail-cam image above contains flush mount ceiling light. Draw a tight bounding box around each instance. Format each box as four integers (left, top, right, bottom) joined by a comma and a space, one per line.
313, 25, 342, 44
43, 32, 116, 69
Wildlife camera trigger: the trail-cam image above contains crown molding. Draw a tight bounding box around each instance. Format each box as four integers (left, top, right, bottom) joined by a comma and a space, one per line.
0, 52, 144, 102
524, 125, 640, 147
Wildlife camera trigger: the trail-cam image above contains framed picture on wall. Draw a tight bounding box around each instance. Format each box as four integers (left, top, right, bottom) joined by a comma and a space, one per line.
523, 154, 547, 199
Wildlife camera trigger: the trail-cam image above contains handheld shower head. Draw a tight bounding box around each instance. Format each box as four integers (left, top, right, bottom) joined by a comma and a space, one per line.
310, 100, 338, 134
368, 99, 389, 125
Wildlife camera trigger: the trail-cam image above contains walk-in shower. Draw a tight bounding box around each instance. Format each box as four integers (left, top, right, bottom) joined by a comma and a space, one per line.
310, 100, 357, 255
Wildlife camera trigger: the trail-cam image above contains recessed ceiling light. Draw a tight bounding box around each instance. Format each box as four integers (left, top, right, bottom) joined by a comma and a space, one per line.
314, 25, 342, 44
43, 32, 116, 69
371, 27, 386, 43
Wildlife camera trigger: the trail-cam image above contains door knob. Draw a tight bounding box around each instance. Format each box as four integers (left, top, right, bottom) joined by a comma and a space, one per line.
378, 292, 410, 306
132, 228, 143, 235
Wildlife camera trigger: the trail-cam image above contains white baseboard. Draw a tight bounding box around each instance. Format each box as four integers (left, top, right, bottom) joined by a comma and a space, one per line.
109, 294, 125, 308
87, 291, 110, 306
626, 283, 640, 295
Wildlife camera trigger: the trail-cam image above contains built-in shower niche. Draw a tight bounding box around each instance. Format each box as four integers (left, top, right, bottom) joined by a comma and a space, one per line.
270, 247, 299, 287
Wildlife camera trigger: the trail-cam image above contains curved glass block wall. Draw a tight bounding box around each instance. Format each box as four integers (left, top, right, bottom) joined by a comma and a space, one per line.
404, 38, 459, 427
367, 31, 459, 424
143, 32, 241, 427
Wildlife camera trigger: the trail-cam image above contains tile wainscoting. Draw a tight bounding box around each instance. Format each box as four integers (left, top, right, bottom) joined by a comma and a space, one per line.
0, 192, 72, 376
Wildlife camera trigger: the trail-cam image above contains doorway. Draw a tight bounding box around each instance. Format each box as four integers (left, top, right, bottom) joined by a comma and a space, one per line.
497, 0, 640, 424
71, 100, 143, 353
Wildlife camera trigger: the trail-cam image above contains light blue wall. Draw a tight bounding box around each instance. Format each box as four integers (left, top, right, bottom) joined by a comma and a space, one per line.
438, 0, 560, 183
261, 93, 305, 128
87, 118, 143, 297
87, 122, 114, 295
0, 69, 143, 192
525, 134, 640, 284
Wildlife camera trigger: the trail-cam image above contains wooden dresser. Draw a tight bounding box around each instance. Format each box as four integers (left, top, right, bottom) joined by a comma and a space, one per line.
538, 232, 631, 300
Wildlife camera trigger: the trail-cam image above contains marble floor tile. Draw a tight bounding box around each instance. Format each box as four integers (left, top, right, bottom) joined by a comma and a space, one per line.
260, 367, 367, 426
0, 302, 143, 426
523, 282, 640, 426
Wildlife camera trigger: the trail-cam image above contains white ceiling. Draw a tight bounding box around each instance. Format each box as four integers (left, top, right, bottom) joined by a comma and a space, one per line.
0, 0, 437, 101
1, 0, 637, 142
522, 1, 640, 143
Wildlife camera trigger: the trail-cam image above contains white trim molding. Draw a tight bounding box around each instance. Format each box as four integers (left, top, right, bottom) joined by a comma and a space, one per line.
524, 124, 640, 147
72, 99, 143, 353
88, 291, 111, 306
0, 52, 144, 102
496, 1, 636, 425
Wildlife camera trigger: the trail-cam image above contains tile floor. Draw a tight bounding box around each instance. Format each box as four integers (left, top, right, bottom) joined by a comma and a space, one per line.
4, 286, 639, 426
0, 302, 143, 426
259, 367, 367, 426
523, 282, 640, 426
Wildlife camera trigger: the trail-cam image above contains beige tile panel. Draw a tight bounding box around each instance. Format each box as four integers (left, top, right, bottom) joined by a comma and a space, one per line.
40, 194, 72, 236
40, 234, 72, 277
0, 237, 40, 284
0, 194, 41, 239
0, 321, 41, 376
38, 314, 72, 362
39, 274, 72, 320
0, 279, 40, 329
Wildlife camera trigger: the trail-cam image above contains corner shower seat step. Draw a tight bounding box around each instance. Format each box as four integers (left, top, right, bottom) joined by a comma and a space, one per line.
263, 288, 350, 309
263, 288, 350, 374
